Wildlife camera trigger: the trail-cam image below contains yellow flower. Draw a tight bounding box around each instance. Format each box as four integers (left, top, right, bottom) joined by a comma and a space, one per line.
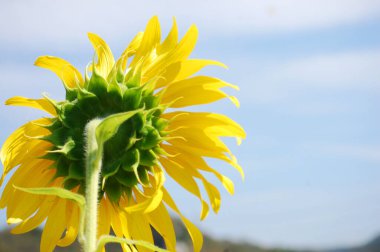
0, 16, 245, 252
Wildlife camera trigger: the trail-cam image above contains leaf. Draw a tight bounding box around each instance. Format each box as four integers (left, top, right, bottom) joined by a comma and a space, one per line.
96, 235, 168, 252
13, 185, 85, 206
95, 110, 141, 146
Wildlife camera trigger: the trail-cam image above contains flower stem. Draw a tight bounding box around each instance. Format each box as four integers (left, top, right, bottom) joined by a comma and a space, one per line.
83, 119, 102, 252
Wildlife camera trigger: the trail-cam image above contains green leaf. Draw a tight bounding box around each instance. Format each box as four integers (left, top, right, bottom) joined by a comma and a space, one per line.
13, 185, 85, 206
96, 235, 168, 252
95, 110, 141, 146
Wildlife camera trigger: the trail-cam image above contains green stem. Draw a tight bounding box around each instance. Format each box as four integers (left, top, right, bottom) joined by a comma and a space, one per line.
83, 119, 102, 252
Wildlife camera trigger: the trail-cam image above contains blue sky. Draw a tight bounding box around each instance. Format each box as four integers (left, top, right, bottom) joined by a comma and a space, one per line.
0, 0, 380, 249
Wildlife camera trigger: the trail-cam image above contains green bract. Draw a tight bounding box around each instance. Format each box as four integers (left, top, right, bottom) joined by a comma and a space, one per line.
41, 67, 168, 202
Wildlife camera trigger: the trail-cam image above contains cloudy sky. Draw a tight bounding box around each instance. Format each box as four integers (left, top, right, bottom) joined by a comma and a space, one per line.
1, 0, 380, 249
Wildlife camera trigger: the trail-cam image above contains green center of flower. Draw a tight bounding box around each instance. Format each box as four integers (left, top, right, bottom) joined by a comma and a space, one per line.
42, 67, 168, 201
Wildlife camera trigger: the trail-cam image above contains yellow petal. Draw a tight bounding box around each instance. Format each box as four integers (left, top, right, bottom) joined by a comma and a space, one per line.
165, 140, 244, 179
155, 62, 181, 89
88, 33, 115, 78
97, 198, 111, 237
11, 197, 55, 234
1, 124, 52, 187
162, 187, 203, 252
1, 137, 51, 185
34, 56, 84, 89
109, 202, 126, 237
6, 161, 53, 219
202, 179, 221, 213
40, 199, 67, 252
124, 189, 163, 214
6, 96, 57, 116
144, 24, 198, 80
160, 157, 209, 219
147, 203, 176, 251
126, 212, 154, 252
160, 76, 239, 108
131, 16, 161, 67
167, 127, 232, 158
164, 111, 245, 139
118, 32, 144, 71
157, 17, 178, 54
162, 144, 235, 195
57, 202, 79, 247
174, 59, 227, 82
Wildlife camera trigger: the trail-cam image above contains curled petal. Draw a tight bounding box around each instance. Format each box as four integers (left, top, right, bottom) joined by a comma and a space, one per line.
34, 56, 84, 89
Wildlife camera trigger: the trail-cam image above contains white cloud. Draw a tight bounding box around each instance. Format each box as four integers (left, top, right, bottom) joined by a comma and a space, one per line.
0, 0, 379, 48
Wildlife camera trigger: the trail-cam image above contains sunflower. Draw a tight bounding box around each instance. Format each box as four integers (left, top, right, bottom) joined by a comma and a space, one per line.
0, 16, 245, 252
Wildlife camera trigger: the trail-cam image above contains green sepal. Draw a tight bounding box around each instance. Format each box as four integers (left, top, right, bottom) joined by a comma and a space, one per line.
41, 151, 61, 161
77, 89, 103, 117
68, 161, 85, 180
136, 125, 161, 150
143, 95, 160, 109
136, 166, 150, 186
116, 66, 125, 83
59, 101, 88, 128
153, 146, 173, 157
139, 149, 157, 166
54, 156, 70, 178
124, 62, 142, 88
121, 148, 140, 172
107, 81, 123, 109
42, 93, 61, 114
43, 119, 62, 133
48, 138, 75, 156
122, 186, 133, 200
42, 127, 69, 146
63, 178, 81, 190
115, 169, 138, 187
152, 117, 168, 132
101, 160, 121, 189
88, 71, 108, 102
122, 87, 142, 110
132, 112, 146, 132
65, 86, 78, 101
141, 78, 158, 97
104, 177, 123, 202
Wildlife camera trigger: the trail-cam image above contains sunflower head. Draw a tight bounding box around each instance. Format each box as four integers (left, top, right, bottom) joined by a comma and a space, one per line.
1, 16, 245, 252
39, 54, 171, 201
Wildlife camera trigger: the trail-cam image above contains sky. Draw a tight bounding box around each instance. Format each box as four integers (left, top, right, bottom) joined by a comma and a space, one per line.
1, 0, 380, 250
